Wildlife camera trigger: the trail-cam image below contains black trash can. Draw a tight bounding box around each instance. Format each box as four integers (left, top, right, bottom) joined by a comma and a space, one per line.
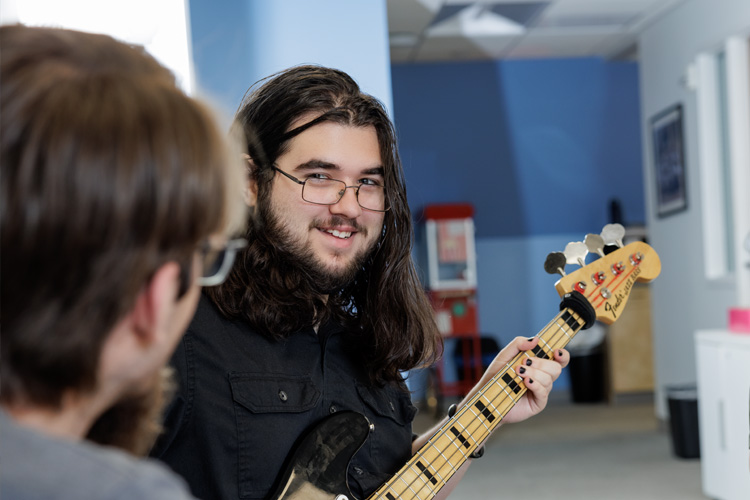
666, 385, 700, 459
568, 346, 606, 403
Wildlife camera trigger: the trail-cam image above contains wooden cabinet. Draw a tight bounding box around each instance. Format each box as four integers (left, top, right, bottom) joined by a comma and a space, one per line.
695, 330, 750, 500
606, 284, 655, 397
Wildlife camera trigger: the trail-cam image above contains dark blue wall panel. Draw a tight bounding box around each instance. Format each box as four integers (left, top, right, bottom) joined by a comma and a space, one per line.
392, 58, 644, 238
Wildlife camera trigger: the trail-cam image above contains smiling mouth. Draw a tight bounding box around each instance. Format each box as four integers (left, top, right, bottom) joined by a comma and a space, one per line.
325, 229, 352, 239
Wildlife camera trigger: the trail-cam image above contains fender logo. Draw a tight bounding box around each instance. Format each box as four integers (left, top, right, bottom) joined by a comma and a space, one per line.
603, 266, 641, 319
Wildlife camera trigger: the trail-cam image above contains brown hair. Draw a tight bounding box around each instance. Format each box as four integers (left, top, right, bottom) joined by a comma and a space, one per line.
208, 65, 441, 385
0, 25, 244, 408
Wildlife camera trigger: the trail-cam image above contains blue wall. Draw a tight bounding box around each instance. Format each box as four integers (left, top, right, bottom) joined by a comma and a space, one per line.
393, 58, 644, 391
392, 58, 644, 238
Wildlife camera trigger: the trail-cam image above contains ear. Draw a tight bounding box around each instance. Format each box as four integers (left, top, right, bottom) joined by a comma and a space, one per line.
130, 262, 181, 344
243, 154, 258, 207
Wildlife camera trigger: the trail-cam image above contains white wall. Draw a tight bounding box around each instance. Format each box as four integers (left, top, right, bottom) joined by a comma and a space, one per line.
638, 0, 750, 418
1, 0, 194, 94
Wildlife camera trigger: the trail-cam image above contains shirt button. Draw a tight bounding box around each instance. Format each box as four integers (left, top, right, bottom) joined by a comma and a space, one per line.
278, 390, 288, 402
329, 405, 337, 414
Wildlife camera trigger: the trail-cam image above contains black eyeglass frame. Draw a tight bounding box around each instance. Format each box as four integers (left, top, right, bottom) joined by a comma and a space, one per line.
271, 165, 390, 213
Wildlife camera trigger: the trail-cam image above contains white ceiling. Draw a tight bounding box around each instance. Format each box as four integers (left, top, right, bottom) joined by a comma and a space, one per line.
388, 0, 686, 63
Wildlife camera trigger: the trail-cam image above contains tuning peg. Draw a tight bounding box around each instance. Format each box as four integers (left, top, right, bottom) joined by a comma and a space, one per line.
544, 252, 567, 276
564, 241, 588, 267
584, 233, 606, 257
601, 223, 626, 248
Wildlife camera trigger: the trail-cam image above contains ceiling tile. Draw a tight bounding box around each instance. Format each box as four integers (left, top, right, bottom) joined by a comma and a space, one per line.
415, 35, 495, 62
387, 0, 440, 34
388, 0, 687, 61
506, 31, 610, 59
488, 2, 550, 26
430, 3, 472, 27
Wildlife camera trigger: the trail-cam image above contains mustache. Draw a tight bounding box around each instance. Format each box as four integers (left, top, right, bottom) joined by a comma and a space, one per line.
310, 216, 366, 235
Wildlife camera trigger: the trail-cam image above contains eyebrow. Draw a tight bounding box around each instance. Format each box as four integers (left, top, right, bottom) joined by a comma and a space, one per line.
293, 160, 384, 176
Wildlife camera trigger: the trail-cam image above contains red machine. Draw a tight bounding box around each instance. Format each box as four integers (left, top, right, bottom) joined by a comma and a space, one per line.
423, 203, 483, 401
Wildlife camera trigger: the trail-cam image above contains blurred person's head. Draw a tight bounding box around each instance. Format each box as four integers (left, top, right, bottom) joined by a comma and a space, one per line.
0, 24, 245, 440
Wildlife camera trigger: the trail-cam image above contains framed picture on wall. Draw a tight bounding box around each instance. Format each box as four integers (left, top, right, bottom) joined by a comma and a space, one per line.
651, 104, 687, 217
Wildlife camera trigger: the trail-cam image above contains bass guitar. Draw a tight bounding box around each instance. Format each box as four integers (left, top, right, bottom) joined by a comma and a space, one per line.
271, 226, 661, 500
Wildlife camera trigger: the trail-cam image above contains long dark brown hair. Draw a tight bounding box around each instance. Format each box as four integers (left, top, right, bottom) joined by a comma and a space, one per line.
208, 65, 441, 385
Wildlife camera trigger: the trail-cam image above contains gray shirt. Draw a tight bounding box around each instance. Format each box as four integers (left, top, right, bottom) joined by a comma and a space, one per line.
0, 410, 195, 500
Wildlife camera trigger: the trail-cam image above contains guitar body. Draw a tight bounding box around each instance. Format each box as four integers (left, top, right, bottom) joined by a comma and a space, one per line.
271, 411, 370, 500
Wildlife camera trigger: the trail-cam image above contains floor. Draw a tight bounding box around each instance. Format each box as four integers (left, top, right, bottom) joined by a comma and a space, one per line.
412, 393, 707, 499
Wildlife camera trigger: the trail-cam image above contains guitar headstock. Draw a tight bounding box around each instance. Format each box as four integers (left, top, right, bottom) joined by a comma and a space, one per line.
549, 230, 661, 325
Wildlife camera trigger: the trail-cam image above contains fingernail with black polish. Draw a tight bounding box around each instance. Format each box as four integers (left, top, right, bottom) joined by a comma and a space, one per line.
528, 378, 534, 384
558, 350, 564, 357
527, 337, 534, 342
525, 359, 532, 366
519, 367, 526, 374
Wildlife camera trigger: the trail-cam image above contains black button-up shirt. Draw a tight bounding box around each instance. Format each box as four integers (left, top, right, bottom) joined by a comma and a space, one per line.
150, 295, 417, 500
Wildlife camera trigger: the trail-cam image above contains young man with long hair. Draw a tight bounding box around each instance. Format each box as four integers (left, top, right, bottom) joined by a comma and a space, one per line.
0, 25, 245, 499
151, 65, 569, 500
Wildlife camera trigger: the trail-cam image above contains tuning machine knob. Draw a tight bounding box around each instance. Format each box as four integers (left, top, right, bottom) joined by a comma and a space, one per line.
584, 233, 605, 257
544, 252, 567, 276
564, 241, 588, 267
601, 223, 626, 248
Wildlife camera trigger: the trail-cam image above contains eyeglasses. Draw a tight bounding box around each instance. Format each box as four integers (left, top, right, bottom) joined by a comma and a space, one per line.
197, 238, 247, 286
272, 165, 389, 212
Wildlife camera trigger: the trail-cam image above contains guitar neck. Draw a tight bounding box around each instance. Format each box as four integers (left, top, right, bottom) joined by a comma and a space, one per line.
369, 307, 587, 500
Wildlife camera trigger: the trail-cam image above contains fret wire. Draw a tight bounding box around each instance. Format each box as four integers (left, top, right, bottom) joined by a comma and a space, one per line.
430, 464, 447, 485
419, 455, 447, 486
538, 336, 553, 351
399, 474, 421, 499
406, 483, 420, 500
500, 370, 520, 402
482, 392, 500, 414
456, 413, 482, 443
412, 469, 436, 496
436, 448, 456, 475
466, 407, 491, 433
399, 436, 466, 497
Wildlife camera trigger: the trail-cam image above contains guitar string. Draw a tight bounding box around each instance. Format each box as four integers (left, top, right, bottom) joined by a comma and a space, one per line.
374, 310, 583, 500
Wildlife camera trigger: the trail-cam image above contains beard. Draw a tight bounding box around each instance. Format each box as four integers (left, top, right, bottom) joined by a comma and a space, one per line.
85, 367, 174, 456
260, 202, 379, 294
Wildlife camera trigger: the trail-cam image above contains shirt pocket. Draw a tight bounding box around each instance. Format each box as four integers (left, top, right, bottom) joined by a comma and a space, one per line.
355, 382, 417, 426
229, 372, 321, 499
351, 383, 417, 497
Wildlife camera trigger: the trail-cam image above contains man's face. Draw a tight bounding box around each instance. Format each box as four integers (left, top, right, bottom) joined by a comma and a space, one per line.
265, 120, 386, 290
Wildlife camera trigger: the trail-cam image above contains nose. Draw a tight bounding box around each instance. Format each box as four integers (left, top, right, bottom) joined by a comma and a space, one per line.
330, 185, 362, 219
